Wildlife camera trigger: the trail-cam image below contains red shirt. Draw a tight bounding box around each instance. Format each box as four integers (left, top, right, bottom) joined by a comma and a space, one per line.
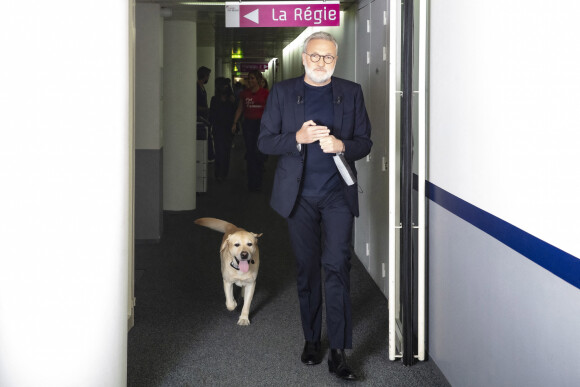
240, 87, 269, 120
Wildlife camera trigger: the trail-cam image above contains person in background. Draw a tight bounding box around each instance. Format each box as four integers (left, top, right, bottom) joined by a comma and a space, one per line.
197, 66, 214, 162
233, 80, 244, 94
232, 70, 269, 192
232, 81, 245, 136
257, 31, 373, 381
260, 77, 269, 90
209, 77, 236, 181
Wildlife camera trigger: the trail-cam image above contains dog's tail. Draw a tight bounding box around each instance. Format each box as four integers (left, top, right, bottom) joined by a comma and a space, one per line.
194, 217, 238, 234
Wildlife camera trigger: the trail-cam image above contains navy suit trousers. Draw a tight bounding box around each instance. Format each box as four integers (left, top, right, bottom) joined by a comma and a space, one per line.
287, 187, 354, 349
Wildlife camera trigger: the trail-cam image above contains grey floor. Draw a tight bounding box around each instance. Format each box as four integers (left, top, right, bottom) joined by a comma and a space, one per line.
128, 134, 450, 386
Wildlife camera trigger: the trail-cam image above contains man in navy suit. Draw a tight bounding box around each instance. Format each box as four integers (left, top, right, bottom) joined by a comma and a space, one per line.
258, 31, 372, 381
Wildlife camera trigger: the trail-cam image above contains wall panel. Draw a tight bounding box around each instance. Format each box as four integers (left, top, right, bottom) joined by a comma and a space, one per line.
429, 0, 580, 257
368, 0, 389, 291
0, 1, 130, 384
135, 3, 163, 240
428, 0, 580, 384
353, 0, 372, 273
429, 203, 580, 386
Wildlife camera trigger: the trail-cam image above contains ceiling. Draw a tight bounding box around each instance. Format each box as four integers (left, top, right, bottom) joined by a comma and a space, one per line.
136, 0, 358, 63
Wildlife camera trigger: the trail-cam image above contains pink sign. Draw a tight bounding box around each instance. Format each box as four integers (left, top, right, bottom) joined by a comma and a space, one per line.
239, 62, 269, 72
226, 1, 340, 28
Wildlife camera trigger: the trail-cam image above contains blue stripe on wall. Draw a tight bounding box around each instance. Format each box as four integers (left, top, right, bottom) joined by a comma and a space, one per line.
424, 180, 580, 290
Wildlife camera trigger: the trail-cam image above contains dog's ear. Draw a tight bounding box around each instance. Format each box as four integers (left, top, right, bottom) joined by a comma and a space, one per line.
252, 232, 263, 239
220, 235, 230, 253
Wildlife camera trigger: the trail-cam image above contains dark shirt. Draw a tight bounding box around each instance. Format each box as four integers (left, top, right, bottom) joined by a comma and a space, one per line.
302, 82, 340, 197
197, 83, 208, 121
209, 96, 236, 139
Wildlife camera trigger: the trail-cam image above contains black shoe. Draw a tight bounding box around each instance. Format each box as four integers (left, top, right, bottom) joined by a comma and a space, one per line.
328, 349, 358, 381
301, 341, 322, 365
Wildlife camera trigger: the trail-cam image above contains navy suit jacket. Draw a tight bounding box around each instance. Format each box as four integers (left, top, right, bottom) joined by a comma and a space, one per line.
258, 75, 372, 218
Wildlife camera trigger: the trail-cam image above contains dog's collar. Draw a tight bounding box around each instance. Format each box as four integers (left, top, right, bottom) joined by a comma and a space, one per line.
230, 256, 255, 271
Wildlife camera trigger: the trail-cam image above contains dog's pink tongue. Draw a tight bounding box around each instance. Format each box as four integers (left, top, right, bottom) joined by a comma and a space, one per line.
239, 260, 249, 273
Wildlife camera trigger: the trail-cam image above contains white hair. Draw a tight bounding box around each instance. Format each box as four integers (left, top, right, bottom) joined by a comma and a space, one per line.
302, 31, 338, 55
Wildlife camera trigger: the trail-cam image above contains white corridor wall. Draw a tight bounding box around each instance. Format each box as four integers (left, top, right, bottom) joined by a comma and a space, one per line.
0, 1, 130, 386
427, 1, 580, 385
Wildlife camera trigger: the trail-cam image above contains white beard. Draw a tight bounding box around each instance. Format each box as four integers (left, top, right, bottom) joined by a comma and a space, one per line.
304, 65, 334, 85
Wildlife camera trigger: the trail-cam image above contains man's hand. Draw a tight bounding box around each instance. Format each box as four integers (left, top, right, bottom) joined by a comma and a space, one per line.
319, 135, 344, 154
296, 120, 330, 144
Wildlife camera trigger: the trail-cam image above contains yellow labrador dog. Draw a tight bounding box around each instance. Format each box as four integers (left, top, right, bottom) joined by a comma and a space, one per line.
194, 217, 262, 325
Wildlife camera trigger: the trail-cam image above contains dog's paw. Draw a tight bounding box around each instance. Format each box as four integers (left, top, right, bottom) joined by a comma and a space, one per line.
237, 317, 250, 326
226, 300, 237, 311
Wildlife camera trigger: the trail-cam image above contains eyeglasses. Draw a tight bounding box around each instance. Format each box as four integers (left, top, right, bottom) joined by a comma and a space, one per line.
306, 53, 336, 64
